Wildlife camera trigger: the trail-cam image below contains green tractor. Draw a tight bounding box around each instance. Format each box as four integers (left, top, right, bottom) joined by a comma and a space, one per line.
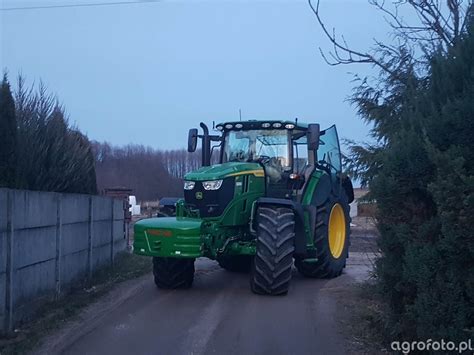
134, 120, 354, 295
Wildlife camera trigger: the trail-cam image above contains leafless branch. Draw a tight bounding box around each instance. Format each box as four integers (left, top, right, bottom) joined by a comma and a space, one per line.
309, 0, 472, 79
308, 0, 399, 77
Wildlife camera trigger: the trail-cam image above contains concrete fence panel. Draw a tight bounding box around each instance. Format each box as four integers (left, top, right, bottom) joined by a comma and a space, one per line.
60, 194, 90, 289
0, 190, 8, 333
0, 188, 126, 335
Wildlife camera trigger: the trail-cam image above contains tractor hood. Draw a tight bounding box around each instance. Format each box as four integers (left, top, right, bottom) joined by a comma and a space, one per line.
184, 162, 264, 181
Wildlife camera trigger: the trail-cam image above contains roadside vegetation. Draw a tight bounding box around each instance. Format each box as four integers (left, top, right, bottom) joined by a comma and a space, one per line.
0, 73, 204, 200
0, 75, 96, 194
0, 252, 151, 355
312, 0, 474, 347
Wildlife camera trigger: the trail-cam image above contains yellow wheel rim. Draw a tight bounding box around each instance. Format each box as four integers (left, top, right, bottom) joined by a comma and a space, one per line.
328, 203, 346, 259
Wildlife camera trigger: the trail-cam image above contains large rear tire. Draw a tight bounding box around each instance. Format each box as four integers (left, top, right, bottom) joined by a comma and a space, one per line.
251, 206, 295, 295
153, 257, 195, 289
217, 255, 252, 273
295, 189, 350, 278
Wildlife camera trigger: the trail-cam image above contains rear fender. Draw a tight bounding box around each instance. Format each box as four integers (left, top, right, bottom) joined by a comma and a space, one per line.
341, 175, 354, 203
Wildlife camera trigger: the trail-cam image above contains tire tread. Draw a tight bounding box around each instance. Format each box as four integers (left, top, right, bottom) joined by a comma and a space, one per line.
251, 206, 295, 295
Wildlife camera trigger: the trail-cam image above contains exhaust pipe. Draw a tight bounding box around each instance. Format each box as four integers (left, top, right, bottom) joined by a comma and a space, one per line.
200, 122, 211, 167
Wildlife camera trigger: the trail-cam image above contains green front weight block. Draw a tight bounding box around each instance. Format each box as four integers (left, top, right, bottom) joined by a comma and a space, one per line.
134, 217, 203, 258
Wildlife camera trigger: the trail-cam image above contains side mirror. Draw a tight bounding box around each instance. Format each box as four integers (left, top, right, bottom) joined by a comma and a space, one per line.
307, 124, 320, 151
188, 128, 198, 152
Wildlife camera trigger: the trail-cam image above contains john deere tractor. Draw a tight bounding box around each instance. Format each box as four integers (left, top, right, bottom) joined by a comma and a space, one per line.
134, 120, 354, 295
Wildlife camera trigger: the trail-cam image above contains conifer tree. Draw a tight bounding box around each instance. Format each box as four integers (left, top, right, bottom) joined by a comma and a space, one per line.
0, 74, 17, 187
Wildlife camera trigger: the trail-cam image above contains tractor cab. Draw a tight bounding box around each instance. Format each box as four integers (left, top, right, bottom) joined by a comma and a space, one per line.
188, 120, 342, 200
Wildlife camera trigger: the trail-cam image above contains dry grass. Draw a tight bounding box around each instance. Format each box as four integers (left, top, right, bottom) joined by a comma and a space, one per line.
336, 282, 389, 355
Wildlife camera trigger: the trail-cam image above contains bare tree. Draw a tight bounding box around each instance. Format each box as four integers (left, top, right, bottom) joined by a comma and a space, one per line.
92, 142, 205, 201
308, 0, 472, 78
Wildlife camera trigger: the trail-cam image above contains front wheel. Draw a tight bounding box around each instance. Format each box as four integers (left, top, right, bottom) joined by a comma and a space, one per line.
295, 190, 350, 278
153, 257, 195, 289
251, 206, 295, 295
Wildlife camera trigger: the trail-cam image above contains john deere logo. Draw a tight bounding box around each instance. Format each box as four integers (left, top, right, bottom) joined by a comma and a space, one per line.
195, 191, 203, 200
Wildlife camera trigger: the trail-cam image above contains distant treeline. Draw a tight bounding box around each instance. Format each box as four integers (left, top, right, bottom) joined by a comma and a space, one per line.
91, 142, 203, 201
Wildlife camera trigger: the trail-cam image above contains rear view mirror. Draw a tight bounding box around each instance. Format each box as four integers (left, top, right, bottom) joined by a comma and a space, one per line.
188, 128, 198, 152
307, 124, 320, 151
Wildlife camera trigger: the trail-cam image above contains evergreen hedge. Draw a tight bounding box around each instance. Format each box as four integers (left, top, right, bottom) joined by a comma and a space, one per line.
349, 9, 474, 343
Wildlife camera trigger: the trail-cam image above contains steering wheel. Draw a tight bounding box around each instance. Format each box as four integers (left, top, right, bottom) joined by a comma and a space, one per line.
318, 160, 338, 173
231, 150, 247, 162
257, 155, 271, 164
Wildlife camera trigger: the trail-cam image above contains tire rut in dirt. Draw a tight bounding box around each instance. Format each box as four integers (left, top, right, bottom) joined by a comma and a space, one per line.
251, 206, 295, 295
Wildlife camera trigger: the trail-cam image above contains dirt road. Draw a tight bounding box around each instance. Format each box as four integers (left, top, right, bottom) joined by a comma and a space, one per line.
36, 221, 377, 355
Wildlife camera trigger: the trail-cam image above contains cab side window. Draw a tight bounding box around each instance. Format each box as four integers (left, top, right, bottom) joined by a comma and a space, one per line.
293, 135, 309, 174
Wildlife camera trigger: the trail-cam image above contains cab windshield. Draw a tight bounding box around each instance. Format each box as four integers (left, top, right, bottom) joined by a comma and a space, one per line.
222, 129, 290, 168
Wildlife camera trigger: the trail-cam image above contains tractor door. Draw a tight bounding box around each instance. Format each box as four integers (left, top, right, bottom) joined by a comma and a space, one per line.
292, 132, 315, 201
318, 125, 342, 174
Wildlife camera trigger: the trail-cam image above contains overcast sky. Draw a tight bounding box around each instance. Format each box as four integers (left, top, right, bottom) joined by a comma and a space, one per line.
1, 0, 389, 150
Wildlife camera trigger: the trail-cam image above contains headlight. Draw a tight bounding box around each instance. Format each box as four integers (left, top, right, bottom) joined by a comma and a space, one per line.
184, 181, 195, 190
202, 180, 223, 190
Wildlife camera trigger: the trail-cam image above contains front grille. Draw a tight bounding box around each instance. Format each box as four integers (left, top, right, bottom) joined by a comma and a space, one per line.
184, 177, 235, 217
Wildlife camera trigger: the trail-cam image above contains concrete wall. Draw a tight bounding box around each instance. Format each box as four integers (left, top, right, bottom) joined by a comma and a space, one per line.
0, 189, 126, 334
